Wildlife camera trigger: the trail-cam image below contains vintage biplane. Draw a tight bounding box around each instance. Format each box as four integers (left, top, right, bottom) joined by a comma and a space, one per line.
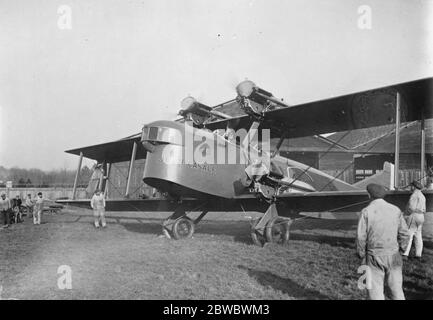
59, 77, 433, 246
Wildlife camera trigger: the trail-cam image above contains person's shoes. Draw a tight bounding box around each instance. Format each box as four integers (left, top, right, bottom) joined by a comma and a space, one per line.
402, 255, 409, 261
102, 224, 107, 228
94, 224, 100, 228
414, 256, 423, 262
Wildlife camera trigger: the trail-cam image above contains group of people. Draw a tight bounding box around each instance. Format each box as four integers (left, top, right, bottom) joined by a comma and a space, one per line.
357, 180, 426, 300
0, 192, 45, 228
1, 189, 106, 229
0, 180, 428, 300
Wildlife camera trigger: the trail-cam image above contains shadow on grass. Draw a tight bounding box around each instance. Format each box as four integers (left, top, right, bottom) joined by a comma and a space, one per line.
239, 266, 331, 300
403, 280, 433, 300
73, 216, 359, 248
122, 221, 162, 235
290, 233, 356, 249
291, 218, 357, 232
121, 219, 254, 244
423, 241, 433, 250
54, 214, 367, 249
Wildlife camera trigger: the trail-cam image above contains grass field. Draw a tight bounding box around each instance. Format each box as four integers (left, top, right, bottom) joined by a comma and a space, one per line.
0, 208, 432, 300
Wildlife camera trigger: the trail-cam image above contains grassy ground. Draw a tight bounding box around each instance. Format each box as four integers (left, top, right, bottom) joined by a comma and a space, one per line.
0, 208, 432, 300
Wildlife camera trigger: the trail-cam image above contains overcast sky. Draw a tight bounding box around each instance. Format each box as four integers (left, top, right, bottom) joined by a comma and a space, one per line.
0, 0, 432, 170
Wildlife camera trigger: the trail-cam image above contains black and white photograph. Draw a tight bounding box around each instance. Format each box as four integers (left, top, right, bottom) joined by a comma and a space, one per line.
0, 0, 432, 304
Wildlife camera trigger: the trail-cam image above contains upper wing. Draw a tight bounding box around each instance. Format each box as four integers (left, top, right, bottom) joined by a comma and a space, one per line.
65, 133, 147, 162
204, 77, 433, 138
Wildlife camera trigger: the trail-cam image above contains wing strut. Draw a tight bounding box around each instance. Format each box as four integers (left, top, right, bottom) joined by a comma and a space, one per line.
125, 142, 138, 198
99, 161, 106, 192
421, 115, 426, 186
394, 93, 401, 189
104, 163, 111, 198
72, 152, 83, 200
271, 132, 287, 158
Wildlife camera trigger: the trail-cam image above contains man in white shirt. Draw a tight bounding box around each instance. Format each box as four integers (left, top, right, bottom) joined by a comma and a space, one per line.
33, 192, 44, 225
90, 189, 106, 228
0, 193, 11, 228
403, 180, 426, 259
357, 183, 410, 300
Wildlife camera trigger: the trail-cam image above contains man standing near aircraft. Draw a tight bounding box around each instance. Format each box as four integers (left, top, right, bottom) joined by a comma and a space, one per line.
24, 194, 34, 218
90, 189, 106, 228
33, 192, 44, 225
403, 180, 426, 259
357, 183, 409, 300
0, 193, 11, 228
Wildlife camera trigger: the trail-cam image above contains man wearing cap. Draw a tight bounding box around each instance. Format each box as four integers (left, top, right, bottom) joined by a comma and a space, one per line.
403, 181, 426, 259
0, 193, 11, 228
357, 183, 410, 300
90, 189, 106, 228
33, 192, 44, 225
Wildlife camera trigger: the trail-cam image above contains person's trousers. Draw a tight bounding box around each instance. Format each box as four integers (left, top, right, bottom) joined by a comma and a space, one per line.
26, 206, 33, 218
1, 210, 10, 225
33, 210, 41, 224
403, 213, 424, 257
93, 208, 106, 227
366, 253, 405, 300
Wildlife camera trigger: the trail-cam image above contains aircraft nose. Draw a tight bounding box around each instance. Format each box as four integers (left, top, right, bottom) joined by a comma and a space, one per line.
140, 125, 183, 152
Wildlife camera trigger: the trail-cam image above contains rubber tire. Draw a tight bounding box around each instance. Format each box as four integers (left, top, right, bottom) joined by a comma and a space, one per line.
265, 216, 290, 245
250, 218, 267, 247
172, 217, 195, 240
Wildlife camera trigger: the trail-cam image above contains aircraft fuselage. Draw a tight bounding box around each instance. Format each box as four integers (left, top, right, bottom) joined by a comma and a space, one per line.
140, 120, 356, 199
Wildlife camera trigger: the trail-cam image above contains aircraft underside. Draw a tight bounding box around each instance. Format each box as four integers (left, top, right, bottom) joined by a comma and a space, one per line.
58, 186, 433, 246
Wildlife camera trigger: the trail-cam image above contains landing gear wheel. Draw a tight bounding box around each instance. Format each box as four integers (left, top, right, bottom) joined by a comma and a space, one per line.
265, 217, 290, 245
250, 218, 266, 247
172, 217, 195, 240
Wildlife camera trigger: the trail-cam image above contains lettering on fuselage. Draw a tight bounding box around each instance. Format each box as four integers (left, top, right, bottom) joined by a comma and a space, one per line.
156, 157, 217, 176
186, 162, 217, 176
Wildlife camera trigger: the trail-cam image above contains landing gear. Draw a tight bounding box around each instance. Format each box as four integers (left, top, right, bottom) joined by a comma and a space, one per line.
251, 218, 267, 246
250, 203, 291, 246
172, 217, 195, 240
162, 202, 291, 247
162, 205, 208, 240
265, 216, 290, 244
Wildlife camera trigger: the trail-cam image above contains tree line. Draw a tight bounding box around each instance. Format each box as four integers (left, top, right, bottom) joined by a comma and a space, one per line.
0, 165, 93, 188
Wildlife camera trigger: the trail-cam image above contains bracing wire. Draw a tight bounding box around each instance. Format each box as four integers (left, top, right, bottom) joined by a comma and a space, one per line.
318, 121, 414, 192
283, 130, 352, 189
